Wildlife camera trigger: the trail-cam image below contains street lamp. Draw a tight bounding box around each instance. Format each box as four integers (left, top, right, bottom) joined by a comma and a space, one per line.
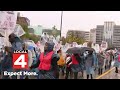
60, 11, 63, 39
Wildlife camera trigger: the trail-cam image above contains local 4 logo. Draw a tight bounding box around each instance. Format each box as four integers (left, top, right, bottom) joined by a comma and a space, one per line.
13, 50, 28, 69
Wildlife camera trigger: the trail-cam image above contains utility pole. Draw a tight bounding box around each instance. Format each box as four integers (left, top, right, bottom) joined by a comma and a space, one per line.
60, 11, 63, 39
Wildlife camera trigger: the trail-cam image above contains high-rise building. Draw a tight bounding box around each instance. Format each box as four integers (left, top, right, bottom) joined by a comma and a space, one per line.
103, 22, 115, 46
113, 25, 120, 48
93, 21, 120, 48
96, 25, 104, 45
84, 31, 90, 42
90, 28, 96, 43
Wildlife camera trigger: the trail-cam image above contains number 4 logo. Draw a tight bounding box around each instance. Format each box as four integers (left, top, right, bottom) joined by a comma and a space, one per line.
13, 53, 28, 69
14, 55, 27, 68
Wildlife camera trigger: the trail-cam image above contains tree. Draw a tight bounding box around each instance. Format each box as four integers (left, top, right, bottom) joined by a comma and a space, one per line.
87, 41, 92, 47
52, 25, 60, 38
20, 24, 30, 40
29, 34, 40, 43
66, 33, 85, 44
19, 24, 40, 43
61, 36, 66, 45
52, 26, 57, 37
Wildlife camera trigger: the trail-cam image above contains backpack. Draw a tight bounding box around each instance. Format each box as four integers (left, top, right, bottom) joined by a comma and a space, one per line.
118, 54, 120, 62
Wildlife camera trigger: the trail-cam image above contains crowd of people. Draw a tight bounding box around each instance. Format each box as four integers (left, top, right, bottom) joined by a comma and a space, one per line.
0, 33, 120, 79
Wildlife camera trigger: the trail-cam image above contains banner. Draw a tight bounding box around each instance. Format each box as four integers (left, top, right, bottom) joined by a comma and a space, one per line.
0, 11, 17, 30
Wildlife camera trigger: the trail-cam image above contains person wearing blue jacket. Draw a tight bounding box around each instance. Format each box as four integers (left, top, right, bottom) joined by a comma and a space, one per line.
8, 33, 23, 79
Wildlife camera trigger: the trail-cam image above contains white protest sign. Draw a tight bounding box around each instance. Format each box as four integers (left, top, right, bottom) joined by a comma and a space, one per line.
0, 11, 17, 30
72, 42, 78, 47
13, 24, 25, 37
0, 11, 17, 46
95, 44, 100, 53
100, 41, 108, 51
0, 29, 5, 36
83, 42, 88, 47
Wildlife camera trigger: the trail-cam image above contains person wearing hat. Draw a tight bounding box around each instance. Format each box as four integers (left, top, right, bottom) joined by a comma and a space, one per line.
30, 41, 60, 79
9, 33, 23, 51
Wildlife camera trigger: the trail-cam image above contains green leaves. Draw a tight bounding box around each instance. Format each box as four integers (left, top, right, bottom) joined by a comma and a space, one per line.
65, 34, 85, 44
19, 24, 40, 43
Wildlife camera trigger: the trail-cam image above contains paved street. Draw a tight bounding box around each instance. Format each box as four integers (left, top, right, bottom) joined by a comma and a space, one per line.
97, 67, 120, 79
59, 67, 120, 79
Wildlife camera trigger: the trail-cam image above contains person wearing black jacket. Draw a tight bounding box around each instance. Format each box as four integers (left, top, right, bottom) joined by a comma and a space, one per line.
30, 41, 60, 79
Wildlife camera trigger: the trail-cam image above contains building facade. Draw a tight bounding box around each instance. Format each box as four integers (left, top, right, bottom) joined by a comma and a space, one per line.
90, 28, 96, 43
113, 25, 120, 48
95, 25, 104, 45
28, 25, 43, 36
42, 28, 60, 37
103, 22, 115, 46
85, 31, 90, 42
93, 21, 120, 48
17, 12, 30, 26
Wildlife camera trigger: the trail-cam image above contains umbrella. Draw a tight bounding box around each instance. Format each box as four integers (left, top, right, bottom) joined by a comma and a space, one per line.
105, 47, 115, 51
66, 47, 81, 54
0, 33, 4, 37
79, 47, 95, 54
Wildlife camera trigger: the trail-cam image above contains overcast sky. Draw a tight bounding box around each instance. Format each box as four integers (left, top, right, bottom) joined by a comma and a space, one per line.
19, 11, 120, 36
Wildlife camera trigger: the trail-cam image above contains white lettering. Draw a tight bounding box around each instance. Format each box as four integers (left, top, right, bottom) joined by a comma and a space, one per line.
4, 71, 8, 75
23, 71, 38, 76
3, 71, 23, 76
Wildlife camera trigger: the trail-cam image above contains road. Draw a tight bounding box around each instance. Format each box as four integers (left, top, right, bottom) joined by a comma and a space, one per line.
96, 67, 120, 79
59, 67, 120, 79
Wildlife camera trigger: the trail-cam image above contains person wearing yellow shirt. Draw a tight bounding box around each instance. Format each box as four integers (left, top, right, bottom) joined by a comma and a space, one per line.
57, 49, 65, 77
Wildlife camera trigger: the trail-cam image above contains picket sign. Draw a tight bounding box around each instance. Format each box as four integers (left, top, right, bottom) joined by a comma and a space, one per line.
0, 11, 17, 46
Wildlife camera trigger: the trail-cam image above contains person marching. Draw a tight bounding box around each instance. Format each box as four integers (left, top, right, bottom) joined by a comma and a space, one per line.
57, 49, 65, 77
71, 53, 81, 79
65, 54, 72, 79
30, 41, 60, 79
97, 51, 105, 75
114, 49, 120, 73
85, 51, 95, 79
104, 52, 109, 70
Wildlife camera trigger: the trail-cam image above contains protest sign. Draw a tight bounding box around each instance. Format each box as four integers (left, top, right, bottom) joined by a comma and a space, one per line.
83, 42, 88, 47
13, 24, 25, 37
0, 11, 17, 30
100, 41, 108, 51
0, 11, 17, 46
